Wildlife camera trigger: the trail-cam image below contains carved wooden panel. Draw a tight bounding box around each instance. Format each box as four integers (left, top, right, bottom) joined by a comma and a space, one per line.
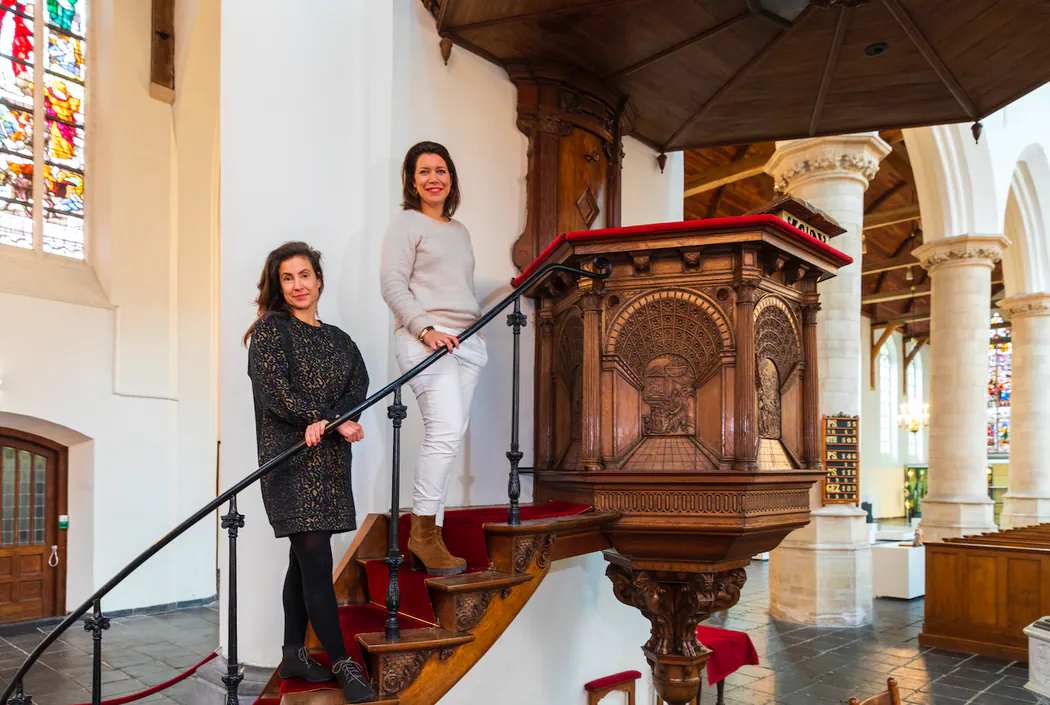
554, 314, 584, 466
608, 290, 731, 384
753, 296, 802, 444
592, 489, 810, 515
509, 62, 628, 270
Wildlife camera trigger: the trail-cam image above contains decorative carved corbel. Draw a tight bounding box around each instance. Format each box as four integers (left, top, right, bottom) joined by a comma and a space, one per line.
606, 560, 747, 704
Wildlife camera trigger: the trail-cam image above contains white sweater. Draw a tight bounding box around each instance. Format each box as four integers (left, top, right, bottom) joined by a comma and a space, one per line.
379, 209, 481, 338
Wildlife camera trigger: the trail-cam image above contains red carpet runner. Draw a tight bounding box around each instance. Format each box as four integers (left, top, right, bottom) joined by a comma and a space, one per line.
255, 501, 588, 704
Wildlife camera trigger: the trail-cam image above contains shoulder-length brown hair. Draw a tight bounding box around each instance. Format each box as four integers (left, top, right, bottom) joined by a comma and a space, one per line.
401, 141, 461, 218
242, 241, 324, 345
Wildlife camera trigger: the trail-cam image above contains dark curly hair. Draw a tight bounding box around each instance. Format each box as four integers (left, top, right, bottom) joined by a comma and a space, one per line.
243, 241, 324, 344
401, 141, 460, 218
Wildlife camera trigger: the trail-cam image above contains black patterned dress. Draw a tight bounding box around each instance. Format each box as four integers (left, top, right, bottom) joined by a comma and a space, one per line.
248, 313, 369, 537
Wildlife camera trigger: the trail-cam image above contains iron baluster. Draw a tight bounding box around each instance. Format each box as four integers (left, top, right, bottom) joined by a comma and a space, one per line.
221, 495, 245, 705
507, 298, 527, 525
83, 599, 109, 705
386, 387, 408, 642
9, 681, 29, 705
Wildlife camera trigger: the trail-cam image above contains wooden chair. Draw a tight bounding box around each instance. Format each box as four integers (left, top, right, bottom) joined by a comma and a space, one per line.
584, 670, 640, 705
848, 677, 901, 705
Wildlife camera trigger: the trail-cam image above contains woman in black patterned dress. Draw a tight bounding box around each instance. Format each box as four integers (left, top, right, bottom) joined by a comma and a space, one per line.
245, 241, 376, 704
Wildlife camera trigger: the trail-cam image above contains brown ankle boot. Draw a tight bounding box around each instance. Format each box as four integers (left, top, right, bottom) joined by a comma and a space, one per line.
408, 514, 466, 576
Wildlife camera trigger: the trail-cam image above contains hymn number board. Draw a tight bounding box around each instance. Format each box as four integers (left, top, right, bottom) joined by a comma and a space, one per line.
822, 415, 859, 506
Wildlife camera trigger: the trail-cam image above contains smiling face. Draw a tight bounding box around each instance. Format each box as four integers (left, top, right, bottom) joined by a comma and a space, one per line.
279, 255, 321, 313
413, 153, 452, 216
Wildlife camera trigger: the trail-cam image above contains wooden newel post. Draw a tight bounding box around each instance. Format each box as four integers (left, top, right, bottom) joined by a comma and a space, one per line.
733, 280, 758, 471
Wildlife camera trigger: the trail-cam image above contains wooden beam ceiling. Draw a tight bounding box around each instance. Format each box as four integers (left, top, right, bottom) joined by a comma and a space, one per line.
863, 205, 921, 231
607, 12, 749, 79
863, 282, 931, 306
808, 4, 851, 136
863, 253, 919, 276
683, 153, 771, 198
883, 0, 978, 120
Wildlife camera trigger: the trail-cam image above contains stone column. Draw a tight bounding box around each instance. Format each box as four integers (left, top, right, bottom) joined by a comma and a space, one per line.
579, 290, 604, 471
764, 133, 890, 626
912, 235, 1008, 542
733, 280, 759, 471
996, 294, 1050, 529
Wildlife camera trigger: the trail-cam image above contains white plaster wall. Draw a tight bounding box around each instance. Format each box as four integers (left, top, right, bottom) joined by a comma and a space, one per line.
219, 2, 679, 693
859, 318, 929, 519
622, 139, 684, 226
0, 0, 219, 612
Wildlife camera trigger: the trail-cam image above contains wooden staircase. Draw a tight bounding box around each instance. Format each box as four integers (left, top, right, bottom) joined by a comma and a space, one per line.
256, 503, 618, 705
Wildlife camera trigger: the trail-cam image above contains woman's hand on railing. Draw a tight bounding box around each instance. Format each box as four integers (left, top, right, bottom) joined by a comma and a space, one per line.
305, 420, 328, 447
335, 420, 365, 443
422, 329, 460, 353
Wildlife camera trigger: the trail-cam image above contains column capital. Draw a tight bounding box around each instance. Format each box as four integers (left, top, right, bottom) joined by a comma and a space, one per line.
998, 292, 1050, 318
764, 133, 892, 193
912, 234, 1010, 274
801, 302, 821, 326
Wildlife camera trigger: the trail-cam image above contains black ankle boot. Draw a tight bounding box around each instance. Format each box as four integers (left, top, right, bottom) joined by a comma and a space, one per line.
332, 658, 377, 703
279, 645, 333, 683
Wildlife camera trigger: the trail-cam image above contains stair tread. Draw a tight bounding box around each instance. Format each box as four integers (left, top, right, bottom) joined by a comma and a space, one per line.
426, 569, 532, 593
483, 509, 619, 535
357, 627, 475, 653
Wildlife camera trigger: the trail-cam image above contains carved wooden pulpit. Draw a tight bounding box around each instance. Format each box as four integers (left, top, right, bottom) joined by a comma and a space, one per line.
516, 204, 850, 704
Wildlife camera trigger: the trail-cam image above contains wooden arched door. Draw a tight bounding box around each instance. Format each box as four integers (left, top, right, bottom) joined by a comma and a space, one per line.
0, 430, 67, 623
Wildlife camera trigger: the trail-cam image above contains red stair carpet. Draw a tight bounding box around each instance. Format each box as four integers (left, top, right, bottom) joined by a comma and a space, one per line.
254, 501, 589, 704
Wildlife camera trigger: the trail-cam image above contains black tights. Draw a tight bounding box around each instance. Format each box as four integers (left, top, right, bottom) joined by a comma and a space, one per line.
283, 531, 348, 663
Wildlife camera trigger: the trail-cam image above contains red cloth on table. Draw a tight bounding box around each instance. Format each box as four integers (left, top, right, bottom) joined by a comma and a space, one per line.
696, 625, 759, 685
584, 670, 642, 692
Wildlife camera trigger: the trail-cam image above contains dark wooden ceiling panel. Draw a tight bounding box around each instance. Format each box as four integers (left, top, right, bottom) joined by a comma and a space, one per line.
432, 0, 1050, 150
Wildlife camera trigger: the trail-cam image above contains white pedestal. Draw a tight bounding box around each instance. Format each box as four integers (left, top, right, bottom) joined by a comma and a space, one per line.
911, 516, 922, 528
1024, 619, 1050, 703
751, 552, 770, 561
872, 544, 925, 599
875, 527, 915, 542
867, 523, 879, 544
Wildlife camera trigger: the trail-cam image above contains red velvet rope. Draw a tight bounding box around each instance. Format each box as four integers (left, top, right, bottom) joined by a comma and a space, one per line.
69, 651, 218, 705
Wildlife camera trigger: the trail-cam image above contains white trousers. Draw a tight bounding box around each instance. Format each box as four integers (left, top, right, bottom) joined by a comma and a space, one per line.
394, 328, 487, 523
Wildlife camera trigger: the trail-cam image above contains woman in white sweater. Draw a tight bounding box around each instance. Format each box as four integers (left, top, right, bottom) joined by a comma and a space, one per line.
379, 141, 486, 576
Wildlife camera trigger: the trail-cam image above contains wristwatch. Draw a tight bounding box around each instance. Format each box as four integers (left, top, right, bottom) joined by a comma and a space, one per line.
418, 326, 435, 343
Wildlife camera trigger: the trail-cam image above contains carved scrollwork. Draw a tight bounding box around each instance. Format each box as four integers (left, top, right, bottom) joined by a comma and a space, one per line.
606, 565, 748, 657
455, 589, 498, 631
513, 533, 555, 573
607, 291, 729, 384
379, 650, 432, 696
771, 153, 881, 191
514, 535, 542, 573
754, 297, 802, 388
801, 302, 821, 326
915, 245, 1005, 272
536, 533, 555, 569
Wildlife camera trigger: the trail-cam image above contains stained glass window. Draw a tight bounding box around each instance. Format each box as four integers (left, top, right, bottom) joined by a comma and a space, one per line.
988, 311, 1012, 455
0, 0, 86, 259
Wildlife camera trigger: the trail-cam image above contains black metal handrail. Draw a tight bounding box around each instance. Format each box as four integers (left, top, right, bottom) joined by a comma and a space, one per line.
1, 258, 609, 705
